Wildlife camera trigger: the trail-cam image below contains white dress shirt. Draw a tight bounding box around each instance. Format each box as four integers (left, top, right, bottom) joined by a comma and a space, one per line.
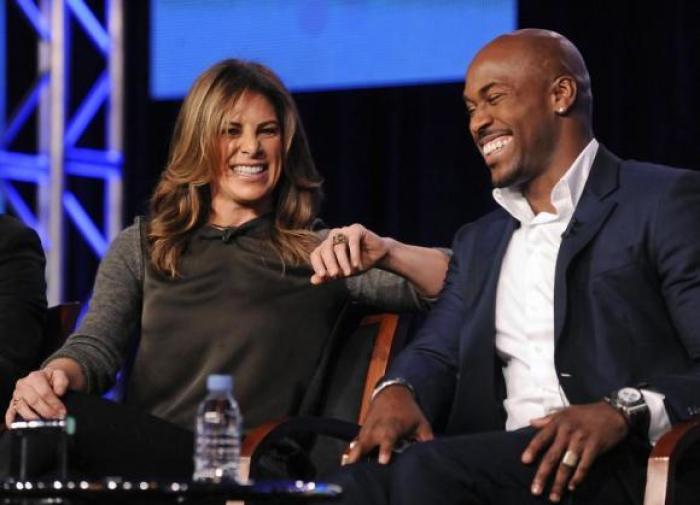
492, 138, 671, 443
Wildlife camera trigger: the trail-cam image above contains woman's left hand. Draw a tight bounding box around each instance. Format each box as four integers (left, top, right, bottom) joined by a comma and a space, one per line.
310, 224, 392, 284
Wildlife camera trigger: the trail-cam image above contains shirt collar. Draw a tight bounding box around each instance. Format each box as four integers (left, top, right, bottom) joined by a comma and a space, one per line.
492, 138, 599, 225
199, 213, 274, 242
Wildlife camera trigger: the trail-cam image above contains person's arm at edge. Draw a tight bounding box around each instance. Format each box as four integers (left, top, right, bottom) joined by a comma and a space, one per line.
310, 224, 449, 299
44, 220, 144, 395
0, 217, 47, 404
375, 237, 449, 298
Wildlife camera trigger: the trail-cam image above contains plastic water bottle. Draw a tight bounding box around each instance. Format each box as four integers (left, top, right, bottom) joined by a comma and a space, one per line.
193, 374, 242, 483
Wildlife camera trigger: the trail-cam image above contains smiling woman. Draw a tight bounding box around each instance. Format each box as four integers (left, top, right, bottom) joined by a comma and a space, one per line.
2, 59, 449, 480
149, 60, 323, 279
211, 92, 283, 226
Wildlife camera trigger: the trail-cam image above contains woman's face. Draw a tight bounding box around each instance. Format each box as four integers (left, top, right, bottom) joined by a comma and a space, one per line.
210, 91, 284, 226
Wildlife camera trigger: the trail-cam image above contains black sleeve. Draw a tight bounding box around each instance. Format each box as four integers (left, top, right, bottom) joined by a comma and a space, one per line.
0, 216, 47, 405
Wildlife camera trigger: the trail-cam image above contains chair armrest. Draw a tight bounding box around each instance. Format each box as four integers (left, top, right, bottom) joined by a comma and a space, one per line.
644, 415, 700, 505
242, 418, 289, 458
358, 313, 399, 424
242, 416, 360, 480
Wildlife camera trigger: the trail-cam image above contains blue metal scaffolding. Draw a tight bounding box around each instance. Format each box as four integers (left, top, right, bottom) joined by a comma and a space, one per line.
0, 0, 123, 303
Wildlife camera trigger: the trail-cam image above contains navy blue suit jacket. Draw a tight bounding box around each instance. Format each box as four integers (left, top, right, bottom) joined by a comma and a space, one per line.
390, 146, 700, 436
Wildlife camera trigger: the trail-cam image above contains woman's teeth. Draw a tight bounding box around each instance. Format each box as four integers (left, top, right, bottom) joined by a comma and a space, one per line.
483, 136, 512, 156
231, 164, 265, 175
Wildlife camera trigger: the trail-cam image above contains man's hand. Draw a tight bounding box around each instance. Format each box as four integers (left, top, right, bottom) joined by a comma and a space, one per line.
343, 385, 433, 465
521, 402, 629, 502
5, 368, 69, 426
310, 224, 392, 284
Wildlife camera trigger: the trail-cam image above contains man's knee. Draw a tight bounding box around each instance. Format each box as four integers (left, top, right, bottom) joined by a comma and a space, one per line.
392, 436, 484, 482
324, 460, 391, 505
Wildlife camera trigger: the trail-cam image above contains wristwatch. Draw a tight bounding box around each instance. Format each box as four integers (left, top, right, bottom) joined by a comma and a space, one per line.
371, 377, 416, 402
604, 387, 650, 437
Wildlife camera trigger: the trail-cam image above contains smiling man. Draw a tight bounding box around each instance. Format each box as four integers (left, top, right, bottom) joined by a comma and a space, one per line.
325, 29, 700, 505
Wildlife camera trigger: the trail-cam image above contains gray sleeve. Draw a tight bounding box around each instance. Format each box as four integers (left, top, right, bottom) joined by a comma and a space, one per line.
345, 246, 451, 312
44, 221, 144, 394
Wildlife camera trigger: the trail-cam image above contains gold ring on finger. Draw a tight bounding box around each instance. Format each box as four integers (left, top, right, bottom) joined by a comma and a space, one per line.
332, 233, 349, 246
561, 449, 580, 468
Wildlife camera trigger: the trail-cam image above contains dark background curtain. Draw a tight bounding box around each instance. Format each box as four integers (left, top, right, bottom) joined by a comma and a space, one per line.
8, 1, 700, 300
124, 1, 700, 246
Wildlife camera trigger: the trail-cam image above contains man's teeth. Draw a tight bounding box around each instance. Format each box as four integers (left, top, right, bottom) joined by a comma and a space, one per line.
482, 137, 512, 156
231, 165, 265, 175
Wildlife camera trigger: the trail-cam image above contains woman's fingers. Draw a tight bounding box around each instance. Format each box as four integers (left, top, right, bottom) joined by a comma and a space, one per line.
310, 227, 365, 283
6, 369, 69, 427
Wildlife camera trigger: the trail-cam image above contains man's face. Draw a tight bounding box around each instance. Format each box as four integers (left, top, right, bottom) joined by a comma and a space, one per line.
463, 44, 557, 189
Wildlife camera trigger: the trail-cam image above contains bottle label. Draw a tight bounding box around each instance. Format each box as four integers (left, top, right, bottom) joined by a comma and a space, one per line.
204, 411, 224, 423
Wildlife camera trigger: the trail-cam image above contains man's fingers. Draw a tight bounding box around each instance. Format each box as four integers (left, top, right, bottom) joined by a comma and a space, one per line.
522, 421, 556, 464
548, 436, 584, 502
530, 414, 554, 428
568, 443, 597, 491
547, 463, 574, 503
377, 439, 394, 465
341, 439, 362, 466
530, 428, 568, 496
416, 422, 434, 442
343, 431, 380, 466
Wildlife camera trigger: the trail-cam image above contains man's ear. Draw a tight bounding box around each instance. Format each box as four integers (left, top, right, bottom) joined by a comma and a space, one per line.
551, 75, 578, 115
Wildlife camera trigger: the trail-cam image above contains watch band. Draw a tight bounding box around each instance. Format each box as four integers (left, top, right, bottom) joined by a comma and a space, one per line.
604, 387, 650, 438
371, 377, 416, 402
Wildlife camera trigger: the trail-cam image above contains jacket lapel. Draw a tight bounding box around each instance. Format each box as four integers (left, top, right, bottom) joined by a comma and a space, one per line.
553, 146, 621, 344
478, 215, 518, 337
450, 212, 517, 433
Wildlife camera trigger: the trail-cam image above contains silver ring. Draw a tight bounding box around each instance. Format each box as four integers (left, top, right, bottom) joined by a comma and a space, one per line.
561, 449, 579, 468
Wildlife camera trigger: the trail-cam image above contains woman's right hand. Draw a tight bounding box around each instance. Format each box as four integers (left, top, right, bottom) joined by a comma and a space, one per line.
4, 367, 69, 426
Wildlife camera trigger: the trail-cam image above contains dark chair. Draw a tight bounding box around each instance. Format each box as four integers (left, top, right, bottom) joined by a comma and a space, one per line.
42, 302, 82, 360
644, 415, 700, 505
241, 311, 405, 480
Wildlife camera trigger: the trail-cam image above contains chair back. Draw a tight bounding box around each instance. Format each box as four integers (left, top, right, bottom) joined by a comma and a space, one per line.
43, 302, 82, 359
356, 313, 400, 424
243, 308, 410, 479
310, 308, 409, 426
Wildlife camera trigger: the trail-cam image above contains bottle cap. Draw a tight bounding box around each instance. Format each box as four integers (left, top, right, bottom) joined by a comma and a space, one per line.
207, 374, 233, 392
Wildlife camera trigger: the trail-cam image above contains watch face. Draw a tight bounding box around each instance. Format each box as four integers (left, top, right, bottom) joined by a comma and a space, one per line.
618, 387, 642, 405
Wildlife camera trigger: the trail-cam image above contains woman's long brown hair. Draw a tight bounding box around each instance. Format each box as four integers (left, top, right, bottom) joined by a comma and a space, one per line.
147, 59, 323, 277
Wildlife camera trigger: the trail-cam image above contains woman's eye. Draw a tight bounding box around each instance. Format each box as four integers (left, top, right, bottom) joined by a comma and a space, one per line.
225, 127, 241, 136
260, 126, 280, 136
